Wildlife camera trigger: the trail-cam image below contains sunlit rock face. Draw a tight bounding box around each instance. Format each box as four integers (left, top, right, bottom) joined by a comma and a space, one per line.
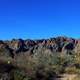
0, 36, 79, 58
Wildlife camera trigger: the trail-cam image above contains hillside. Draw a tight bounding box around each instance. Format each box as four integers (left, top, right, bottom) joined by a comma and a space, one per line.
0, 36, 80, 80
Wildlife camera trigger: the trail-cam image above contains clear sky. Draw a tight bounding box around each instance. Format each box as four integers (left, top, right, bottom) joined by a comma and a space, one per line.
0, 0, 80, 40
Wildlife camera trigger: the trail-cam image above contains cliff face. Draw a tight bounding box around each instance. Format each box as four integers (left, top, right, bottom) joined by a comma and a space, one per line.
0, 36, 79, 58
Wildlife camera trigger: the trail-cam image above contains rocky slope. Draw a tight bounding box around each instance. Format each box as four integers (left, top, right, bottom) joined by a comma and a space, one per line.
0, 36, 80, 80
0, 36, 79, 58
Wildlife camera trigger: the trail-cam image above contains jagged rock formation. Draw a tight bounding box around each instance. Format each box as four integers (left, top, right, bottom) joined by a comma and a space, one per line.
0, 36, 79, 58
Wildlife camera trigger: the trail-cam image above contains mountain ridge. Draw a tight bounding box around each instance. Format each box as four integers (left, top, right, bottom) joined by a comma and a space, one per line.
0, 36, 80, 58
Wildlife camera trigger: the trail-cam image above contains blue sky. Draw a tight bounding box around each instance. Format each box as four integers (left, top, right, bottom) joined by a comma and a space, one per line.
0, 0, 80, 40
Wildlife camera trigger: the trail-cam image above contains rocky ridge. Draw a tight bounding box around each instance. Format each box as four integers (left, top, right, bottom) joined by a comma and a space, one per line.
0, 36, 79, 58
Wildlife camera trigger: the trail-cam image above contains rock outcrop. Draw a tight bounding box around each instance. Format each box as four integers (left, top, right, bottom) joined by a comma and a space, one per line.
0, 36, 79, 58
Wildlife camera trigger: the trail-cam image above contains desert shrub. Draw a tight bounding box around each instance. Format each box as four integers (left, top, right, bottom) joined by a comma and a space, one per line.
65, 66, 78, 74
13, 47, 80, 79
14, 69, 32, 80
73, 52, 80, 64
35, 65, 57, 80
33, 49, 71, 74
63, 52, 80, 74
14, 69, 25, 80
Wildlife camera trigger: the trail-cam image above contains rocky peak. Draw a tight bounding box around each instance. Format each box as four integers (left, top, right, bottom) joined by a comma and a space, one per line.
0, 36, 79, 58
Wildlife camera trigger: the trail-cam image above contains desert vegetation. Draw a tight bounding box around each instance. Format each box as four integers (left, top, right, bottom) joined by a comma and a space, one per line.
0, 37, 80, 80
